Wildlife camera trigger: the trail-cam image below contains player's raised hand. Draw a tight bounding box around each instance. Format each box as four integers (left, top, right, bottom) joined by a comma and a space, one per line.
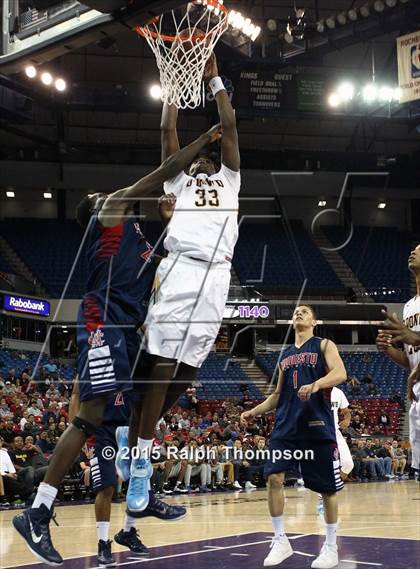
204, 52, 219, 81
376, 331, 393, 352
240, 410, 254, 426
297, 382, 319, 401
379, 309, 419, 346
205, 122, 222, 142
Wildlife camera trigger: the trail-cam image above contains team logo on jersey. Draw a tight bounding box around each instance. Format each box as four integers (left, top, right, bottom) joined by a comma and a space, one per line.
141, 242, 153, 263
88, 328, 105, 348
133, 222, 143, 236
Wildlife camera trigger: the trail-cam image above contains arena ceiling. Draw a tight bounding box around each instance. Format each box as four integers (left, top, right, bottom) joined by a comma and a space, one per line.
0, 0, 419, 178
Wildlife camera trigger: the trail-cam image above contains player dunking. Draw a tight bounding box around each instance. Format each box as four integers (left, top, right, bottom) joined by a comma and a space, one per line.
241, 305, 347, 568
377, 243, 420, 476
116, 52, 241, 507
12, 124, 221, 566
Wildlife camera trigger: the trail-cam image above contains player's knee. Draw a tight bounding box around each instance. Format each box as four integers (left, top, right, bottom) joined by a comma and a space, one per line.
97, 486, 115, 500
268, 473, 284, 490
72, 415, 98, 436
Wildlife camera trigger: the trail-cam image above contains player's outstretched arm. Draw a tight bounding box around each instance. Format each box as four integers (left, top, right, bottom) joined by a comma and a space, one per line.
379, 310, 420, 347
240, 369, 283, 424
204, 53, 240, 172
161, 103, 180, 162
99, 124, 221, 226
376, 330, 410, 370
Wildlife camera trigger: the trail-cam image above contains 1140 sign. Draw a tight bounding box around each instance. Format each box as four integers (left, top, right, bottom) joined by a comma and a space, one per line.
238, 305, 270, 318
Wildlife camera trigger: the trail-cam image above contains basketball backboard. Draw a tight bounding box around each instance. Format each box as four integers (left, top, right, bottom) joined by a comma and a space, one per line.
0, 1, 184, 73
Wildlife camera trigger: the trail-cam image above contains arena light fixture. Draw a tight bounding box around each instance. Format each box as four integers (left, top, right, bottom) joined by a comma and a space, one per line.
378, 201, 387, 209
348, 9, 358, 21
318, 200, 327, 207
328, 92, 341, 107
284, 30, 294, 44
266, 18, 277, 31
316, 20, 325, 33
360, 4, 370, 17
325, 17, 336, 29
385, 0, 397, 6
337, 81, 355, 102
149, 84, 162, 100
25, 65, 37, 78
337, 12, 347, 25
373, 1, 385, 12
6, 190, 15, 198
41, 72, 53, 86
227, 10, 261, 41
54, 78, 66, 92
362, 83, 377, 103
43, 192, 52, 199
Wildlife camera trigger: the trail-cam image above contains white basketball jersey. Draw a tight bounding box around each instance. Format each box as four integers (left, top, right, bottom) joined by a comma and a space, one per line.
330, 387, 349, 431
163, 164, 240, 263
403, 295, 420, 371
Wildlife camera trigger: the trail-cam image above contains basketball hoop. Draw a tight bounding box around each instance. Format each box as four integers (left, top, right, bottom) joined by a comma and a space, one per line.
135, 1, 228, 109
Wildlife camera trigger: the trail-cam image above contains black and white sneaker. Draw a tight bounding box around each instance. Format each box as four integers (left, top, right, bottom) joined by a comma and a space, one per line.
127, 491, 187, 521
173, 484, 188, 494
97, 540, 116, 567
114, 528, 150, 555
12, 505, 63, 566
162, 482, 173, 494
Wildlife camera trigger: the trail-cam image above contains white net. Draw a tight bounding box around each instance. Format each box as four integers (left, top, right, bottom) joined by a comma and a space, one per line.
136, 1, 228, 109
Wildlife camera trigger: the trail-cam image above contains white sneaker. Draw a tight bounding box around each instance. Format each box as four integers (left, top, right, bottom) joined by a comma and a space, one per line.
233, 481, 242, 490
297, 478, 305, 487
245, 481, 256, 490
311, 543, 338, 568
263, 536, 293, 566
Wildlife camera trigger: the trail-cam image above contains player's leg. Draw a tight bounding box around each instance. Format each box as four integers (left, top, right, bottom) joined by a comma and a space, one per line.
300, 441, 343, 569
95, 487, 116, 567
124, 358, 196, 512
263, 439, 296, 567
336, 430, 354, 481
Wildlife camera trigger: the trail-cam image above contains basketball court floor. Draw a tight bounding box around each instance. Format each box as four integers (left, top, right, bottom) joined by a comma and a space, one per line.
1, 482, 418, 569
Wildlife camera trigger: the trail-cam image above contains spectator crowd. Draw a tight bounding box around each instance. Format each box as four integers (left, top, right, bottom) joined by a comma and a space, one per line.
0, 351, 414, 508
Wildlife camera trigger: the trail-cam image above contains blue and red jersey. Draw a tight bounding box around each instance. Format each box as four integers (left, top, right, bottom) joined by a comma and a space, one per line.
273, 336, 336, 441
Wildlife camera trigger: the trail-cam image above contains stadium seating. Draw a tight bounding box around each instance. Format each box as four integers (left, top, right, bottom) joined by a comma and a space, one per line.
0, 349, 76, 382
233, 220, 344, 289
0, 254, 12, 274
1, 219, 87, 298
197, 353, 263, 400
323, 225, 413, 302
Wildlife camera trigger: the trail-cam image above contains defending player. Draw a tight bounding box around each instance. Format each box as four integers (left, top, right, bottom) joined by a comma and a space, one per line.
377, 243, 420, 476
118, 52, 241, 506
241, 305, 347, 568
318, 386, 353, 514
69, 377, 186, 567
12, 123, 222, 566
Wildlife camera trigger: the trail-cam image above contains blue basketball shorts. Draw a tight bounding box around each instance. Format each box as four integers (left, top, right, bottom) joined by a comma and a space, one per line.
264, 438, 344, 494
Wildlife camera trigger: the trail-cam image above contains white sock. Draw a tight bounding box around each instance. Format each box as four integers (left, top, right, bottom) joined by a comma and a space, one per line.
124, 514, 137, 533
96, 522, 110, 543
271, 515, 285, 538
32, 483, 58, 510
325, 523, 337, 546
137, 438, 154, 460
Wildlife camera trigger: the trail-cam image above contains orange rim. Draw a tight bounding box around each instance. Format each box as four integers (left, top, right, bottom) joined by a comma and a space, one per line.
134, 0, 228, 43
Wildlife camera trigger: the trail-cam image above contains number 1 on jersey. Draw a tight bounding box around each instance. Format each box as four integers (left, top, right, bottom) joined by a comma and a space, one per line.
293, 370, 298, 389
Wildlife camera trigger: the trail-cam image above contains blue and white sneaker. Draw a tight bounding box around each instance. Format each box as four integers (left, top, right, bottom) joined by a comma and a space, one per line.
126, 457, 153, 512
115, 426, 131, 482
13, 505, 63, 566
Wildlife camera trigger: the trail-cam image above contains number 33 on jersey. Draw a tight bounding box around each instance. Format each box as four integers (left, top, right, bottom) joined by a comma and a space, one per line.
162, 165, 241, 263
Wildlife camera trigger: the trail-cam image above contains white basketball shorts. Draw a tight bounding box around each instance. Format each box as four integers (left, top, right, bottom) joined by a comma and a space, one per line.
144, 253, 231, 368
336, 430, 354, 475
